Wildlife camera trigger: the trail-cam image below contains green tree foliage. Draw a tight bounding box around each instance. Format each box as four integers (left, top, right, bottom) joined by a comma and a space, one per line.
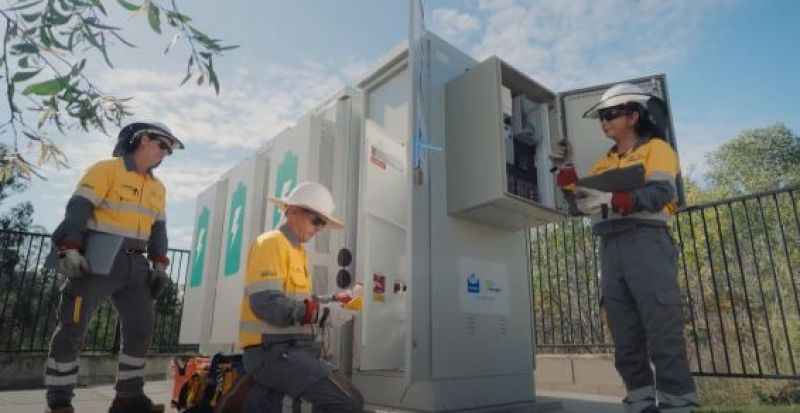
705, 123, 800, 197
0, 0, 237, 181
0, 139, 49, 352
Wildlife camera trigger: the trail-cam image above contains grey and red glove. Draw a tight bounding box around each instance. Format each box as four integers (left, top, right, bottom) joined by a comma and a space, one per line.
331, 292, 353, 304
611, 191, 634, 216
149, 264, 171, 299
301, 299, 320, 325
549, 138, 574, 167
556, 166, 578, 188
148, 255, 172, 299
575, 186, 635, 217
58, 248, 89, 279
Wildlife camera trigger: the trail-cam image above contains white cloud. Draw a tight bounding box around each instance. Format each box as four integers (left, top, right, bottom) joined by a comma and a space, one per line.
463, 0, 732, 91
340, 58, 375, 85
21, 55, 366, 246
168, 224, 195, 253
157, 157, 234, 204
429, 8, 482, 47
92, 61, 346, 151
424, 0, 744, 184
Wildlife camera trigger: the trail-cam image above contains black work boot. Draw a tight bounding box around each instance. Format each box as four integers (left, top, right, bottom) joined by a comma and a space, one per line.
45, 403, 74, 413
108, 394, 165, 413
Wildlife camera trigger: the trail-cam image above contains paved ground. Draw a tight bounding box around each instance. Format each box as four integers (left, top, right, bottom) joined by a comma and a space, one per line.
0, 381, 624, 413
0, 381, 172, 413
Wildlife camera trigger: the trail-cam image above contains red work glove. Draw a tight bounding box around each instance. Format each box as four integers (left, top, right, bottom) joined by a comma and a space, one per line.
301, 299, 320, 325
332, 292, 353, 304
611, 191, 634, 216
556, 166, 578, 188
150, 255, 170, 267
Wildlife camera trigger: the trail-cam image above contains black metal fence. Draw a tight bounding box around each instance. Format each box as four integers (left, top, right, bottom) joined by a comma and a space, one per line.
530, 185, 800, 379
0, 230, 196, 354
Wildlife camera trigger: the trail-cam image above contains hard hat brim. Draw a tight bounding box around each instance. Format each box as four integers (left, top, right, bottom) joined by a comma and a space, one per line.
268, 197, 344, 229
134, 128, 185, 150
583, 93, 651, 119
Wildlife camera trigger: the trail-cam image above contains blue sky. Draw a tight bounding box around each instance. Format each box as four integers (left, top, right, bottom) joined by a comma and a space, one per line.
6, 0, 799, 248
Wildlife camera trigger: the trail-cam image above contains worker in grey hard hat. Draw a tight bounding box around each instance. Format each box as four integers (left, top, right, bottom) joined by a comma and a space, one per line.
231, 181, 363, 412
112, 121, 185, 158
46, 121, 183, 413
552, 83, 698, 413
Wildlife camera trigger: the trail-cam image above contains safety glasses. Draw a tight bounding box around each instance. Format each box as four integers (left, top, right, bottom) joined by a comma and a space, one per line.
301, 208, 327, 229
598, 107, 632, 122
151, 137, 173, 155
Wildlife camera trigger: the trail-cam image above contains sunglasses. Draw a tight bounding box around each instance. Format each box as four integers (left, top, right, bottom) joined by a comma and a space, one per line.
150, 137, 173, 155
301, 208, 327, 228
598, 107, 632, 122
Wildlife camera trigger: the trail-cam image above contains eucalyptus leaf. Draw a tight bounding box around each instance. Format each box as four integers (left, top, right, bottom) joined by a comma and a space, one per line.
91, 0, 108, 15
166, 11, 191, 23
179, 70, 192, 86
163, 32, 180, 55
23, 77, 68, 96
11, 69, 42, 82
147, 4, 161, 34
48, 8, 71, 25
209, 68, 219, 94
109, 31, 137, 48
11, 43, 39, 54
116, 0, 141, 11
6, 0, 44, 12
37, 106, 56, 127
21, 12, 41, 23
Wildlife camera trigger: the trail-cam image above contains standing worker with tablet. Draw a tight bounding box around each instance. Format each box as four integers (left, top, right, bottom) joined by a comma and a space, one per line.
44, 122, 184, 413
551, 83, 698, 413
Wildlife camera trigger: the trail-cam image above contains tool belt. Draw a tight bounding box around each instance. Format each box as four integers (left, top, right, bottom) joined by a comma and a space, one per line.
120, 238, 148, 255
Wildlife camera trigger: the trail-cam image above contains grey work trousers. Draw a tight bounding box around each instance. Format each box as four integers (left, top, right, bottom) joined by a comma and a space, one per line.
45, 250, 155, 406
242, 340, 364, 413
599, 225, 698, 413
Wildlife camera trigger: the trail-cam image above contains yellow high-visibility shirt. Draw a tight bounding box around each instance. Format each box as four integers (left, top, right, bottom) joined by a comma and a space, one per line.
74, 157, 166, 241
239, 229, 313, 348
588, 138, 680, 223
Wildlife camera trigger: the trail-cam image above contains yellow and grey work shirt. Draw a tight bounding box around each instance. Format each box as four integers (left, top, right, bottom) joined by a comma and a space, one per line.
51, 156, 168, 258
239, 226, 314, 348
587, 137, 680, 228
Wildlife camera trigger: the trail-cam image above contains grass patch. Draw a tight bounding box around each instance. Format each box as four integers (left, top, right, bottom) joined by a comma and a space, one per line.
695, 407, 798, 413
696, 377, 799, 412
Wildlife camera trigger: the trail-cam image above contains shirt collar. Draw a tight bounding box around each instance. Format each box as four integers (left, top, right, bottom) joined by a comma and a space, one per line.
280, 224, 302, 248
123, 155, 137, 171
122, 154, 155, 176
607, 137, 647, 159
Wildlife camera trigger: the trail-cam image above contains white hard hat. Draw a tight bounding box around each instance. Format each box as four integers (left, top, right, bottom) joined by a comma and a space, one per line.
269, 181, 343, 229
583, 83, 652, 119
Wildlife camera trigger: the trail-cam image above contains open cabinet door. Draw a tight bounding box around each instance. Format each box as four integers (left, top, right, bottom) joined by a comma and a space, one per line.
558, 74, 685, 206
354, 65, 410, 372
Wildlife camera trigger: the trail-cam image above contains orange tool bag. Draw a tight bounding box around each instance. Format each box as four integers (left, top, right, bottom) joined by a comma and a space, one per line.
170, 354, 250, 413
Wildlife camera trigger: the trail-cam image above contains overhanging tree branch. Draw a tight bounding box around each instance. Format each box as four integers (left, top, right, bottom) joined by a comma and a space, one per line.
0, 0, 237, 182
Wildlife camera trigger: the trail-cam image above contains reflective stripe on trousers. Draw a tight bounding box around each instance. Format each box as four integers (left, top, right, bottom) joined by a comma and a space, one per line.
599, 225, 699, 412
45, 251, 155, 405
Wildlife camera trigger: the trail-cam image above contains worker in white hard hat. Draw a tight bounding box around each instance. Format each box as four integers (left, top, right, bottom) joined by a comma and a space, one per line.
45, 122, 184, 413
234, 181, 363, 412
551, 83, 698, 413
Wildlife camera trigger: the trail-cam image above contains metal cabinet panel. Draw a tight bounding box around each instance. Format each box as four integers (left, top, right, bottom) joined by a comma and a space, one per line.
445, 57, 565, 230
179, 179, 227, 349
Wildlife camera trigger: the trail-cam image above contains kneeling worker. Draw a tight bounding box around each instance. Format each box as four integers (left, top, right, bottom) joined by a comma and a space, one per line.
238, 181, 364, 412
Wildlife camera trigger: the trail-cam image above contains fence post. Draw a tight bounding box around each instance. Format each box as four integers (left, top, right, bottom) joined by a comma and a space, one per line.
111, 316, 121, 354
